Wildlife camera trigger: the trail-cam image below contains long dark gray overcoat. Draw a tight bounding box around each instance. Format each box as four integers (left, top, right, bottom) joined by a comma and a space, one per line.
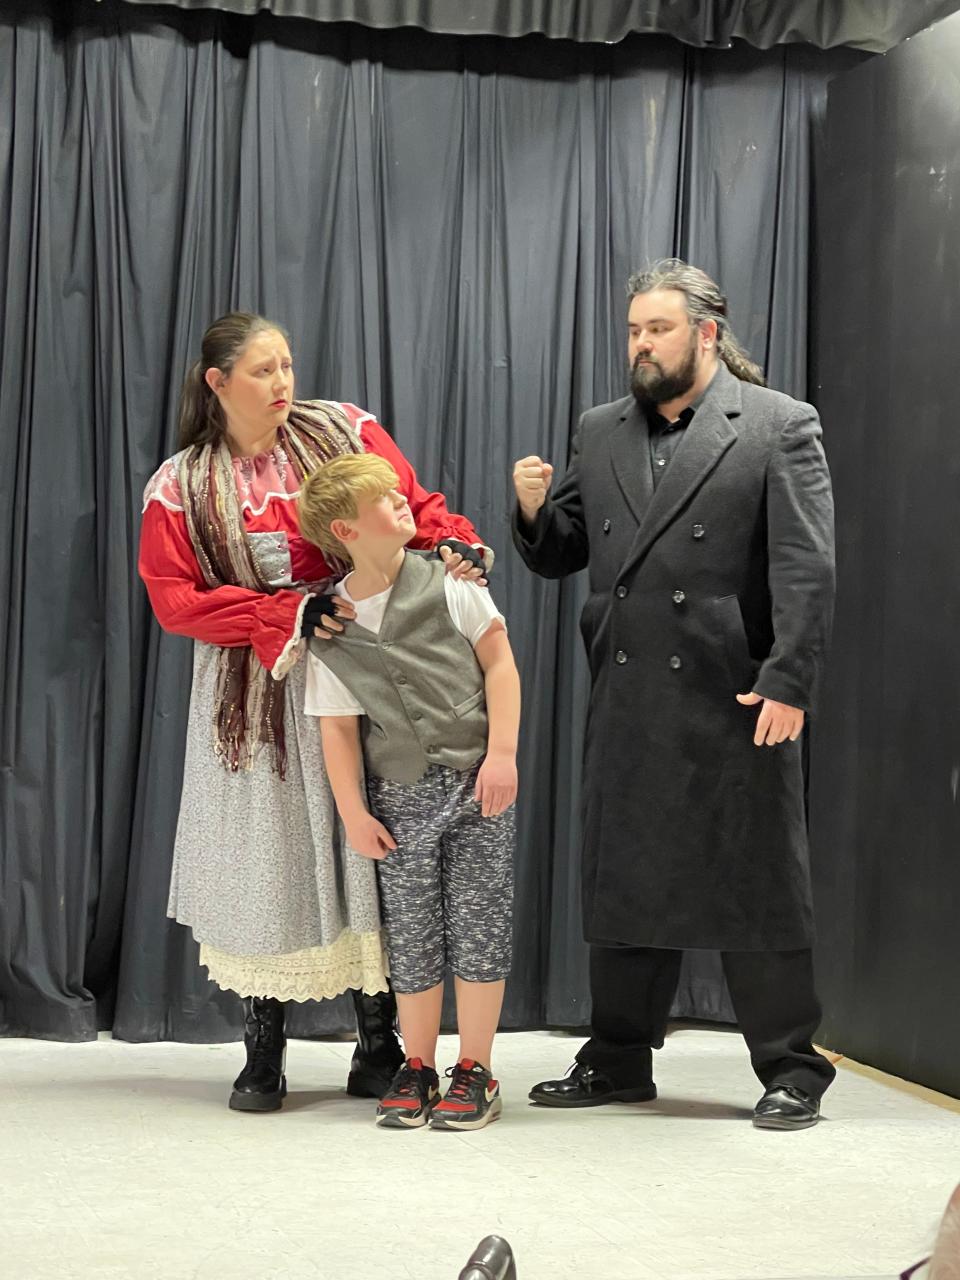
513, 363, 835, 951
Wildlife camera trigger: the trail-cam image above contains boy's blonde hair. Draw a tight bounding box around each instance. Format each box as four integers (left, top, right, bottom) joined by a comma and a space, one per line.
298, 453, 401, 561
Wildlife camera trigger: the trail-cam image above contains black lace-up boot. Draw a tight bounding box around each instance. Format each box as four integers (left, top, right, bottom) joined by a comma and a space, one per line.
229, 997, 287, 1112
346, 986, 405, 1099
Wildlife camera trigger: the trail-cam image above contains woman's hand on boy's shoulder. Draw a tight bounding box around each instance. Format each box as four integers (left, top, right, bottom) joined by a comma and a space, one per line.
475, 751, 518, 818
346, 812, 397, 860
438, 540, 488, 587
303, 592, 357, 642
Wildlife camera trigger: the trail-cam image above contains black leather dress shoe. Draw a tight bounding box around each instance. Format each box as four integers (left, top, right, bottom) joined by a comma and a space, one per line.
529, 1062, 657, 1108
752, 1084, 820, 1130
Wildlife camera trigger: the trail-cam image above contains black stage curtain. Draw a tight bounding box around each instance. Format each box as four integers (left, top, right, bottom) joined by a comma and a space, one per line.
0, 0, 860, 1042
99, 0, 960, 54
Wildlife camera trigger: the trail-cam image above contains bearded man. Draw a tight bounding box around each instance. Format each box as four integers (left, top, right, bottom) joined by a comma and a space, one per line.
512, 260, 836, 1129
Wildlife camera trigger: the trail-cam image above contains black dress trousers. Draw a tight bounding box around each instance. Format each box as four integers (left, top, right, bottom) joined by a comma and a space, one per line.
576, 944, 836, 1100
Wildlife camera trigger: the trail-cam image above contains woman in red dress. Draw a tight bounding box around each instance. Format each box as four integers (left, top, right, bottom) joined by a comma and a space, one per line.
139, 312, 489, 1110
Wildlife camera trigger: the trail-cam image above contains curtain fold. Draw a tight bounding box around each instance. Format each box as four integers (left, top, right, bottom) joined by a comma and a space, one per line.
95, 0, 960, 53
0, 1, 858, 1041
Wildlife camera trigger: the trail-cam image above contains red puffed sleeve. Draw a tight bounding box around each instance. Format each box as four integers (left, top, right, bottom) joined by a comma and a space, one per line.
338, 403, 485, 551
138, 499, 307, 677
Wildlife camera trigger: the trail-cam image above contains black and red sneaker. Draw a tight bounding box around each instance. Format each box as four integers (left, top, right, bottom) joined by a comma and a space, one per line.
375, 1058, 440, 1129
430, 1058, 502, 1131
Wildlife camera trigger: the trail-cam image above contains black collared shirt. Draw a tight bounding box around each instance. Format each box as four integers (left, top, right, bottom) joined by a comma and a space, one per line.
641, 370, 717, 487
647, 404, 695, 488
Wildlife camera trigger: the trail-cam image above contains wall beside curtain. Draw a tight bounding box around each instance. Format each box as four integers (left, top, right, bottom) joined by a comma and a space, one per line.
0, 0, 861, 1041
809, 14, 960, 1099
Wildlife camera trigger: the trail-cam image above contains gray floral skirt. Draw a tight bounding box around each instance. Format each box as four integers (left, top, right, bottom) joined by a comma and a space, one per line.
168, 642, 389, 1000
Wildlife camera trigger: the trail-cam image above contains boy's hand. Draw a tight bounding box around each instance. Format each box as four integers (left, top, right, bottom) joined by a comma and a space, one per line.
475, 751, 518, 818
346, 812, 397, 860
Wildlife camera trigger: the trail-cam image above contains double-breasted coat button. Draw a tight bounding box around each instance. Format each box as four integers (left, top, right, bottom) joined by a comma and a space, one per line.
669, 655, 682, 670
602, 519, 611, 534
615, 585, 628, 599
615, 650, 628, 665
692, 523, 705, 539
672, 589, 686, 605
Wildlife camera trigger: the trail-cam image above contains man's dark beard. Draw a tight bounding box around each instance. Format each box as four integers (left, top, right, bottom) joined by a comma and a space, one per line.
630, 339, 698, 409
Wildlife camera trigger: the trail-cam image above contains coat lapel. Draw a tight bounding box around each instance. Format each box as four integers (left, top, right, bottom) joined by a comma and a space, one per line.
608, 399, 655, 527
621, 365, 743, 576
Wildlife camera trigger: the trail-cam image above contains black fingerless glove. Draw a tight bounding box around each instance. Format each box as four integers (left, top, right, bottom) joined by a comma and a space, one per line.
300, 593, 339, 637
436, 538, 487, 575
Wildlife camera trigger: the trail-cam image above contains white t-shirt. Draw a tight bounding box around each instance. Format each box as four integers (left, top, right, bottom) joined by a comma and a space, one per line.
303, 573, 506, 717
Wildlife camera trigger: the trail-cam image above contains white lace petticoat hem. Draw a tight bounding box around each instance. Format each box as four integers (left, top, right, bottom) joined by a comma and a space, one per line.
199, 928, 390, 1001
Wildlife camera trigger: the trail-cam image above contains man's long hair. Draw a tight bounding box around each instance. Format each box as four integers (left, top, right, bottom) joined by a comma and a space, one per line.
627, 260, 766, 387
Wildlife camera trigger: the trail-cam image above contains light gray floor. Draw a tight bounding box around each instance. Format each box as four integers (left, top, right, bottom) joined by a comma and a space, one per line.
3, 1026, 954, 1280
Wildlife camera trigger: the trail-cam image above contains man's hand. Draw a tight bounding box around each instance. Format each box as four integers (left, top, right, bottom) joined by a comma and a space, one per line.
736, 692, 805, 747
513, 455, 554, 524
475, 750, 518, 818
346, 812, 397, 860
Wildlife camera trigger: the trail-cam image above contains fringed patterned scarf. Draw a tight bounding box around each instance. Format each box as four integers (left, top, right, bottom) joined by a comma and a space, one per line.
177, 400, 363, 779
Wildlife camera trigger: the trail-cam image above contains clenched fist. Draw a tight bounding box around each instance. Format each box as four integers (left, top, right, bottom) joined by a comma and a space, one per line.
513, 455, 554, 524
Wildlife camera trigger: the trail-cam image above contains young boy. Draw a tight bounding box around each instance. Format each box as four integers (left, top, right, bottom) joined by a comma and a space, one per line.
298, 454, 520, 1131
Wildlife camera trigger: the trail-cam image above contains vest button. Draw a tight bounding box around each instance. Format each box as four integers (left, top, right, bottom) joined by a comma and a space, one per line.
672, 590, 686, 605
669, 655, 682, 670
411, 712, 422, 721
615, 650, 628, 665
602, 519, 611, 534
692, 523, 705, 539
615, 585, 628, 599
396, 674, 407, 684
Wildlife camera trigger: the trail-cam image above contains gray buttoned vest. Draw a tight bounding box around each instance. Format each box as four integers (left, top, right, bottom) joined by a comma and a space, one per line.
307, 552, 488, 784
